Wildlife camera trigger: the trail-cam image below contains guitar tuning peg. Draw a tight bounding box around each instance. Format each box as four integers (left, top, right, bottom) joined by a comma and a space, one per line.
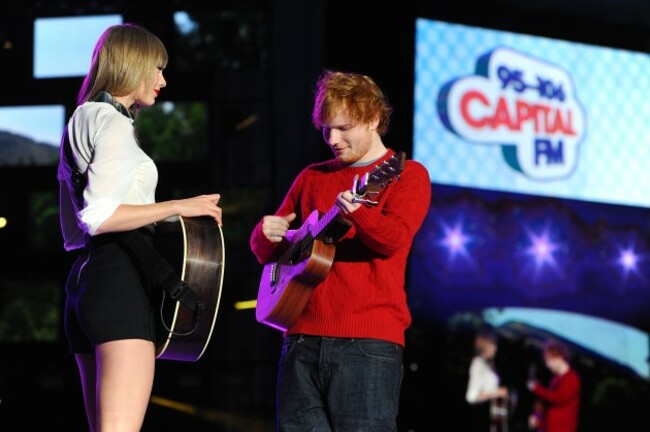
359, 172, 369, 191
352, 173, 371, 195
350, 175, 359, 194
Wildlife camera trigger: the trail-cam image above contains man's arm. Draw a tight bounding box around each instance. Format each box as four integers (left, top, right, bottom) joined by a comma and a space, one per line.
532, 371, 580, 404
345, 161, 431, 256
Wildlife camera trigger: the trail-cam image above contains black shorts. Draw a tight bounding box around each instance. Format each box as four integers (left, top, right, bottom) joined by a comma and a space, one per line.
64, 232, 157, 354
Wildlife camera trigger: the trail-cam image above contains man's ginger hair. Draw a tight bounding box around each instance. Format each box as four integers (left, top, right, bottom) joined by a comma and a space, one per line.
312, 70, 392, 135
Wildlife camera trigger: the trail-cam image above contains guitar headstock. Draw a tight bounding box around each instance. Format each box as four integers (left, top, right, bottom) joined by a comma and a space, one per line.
352, 151, 406, 205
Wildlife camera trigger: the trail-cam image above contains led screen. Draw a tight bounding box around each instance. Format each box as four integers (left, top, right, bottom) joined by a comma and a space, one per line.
0, 105, 65, 166
34, 14, 123, 79
410, 18, 650, 390
414, 18, 650, 208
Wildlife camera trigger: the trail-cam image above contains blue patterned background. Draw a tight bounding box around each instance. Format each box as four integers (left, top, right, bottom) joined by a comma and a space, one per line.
414, 18, 650, 207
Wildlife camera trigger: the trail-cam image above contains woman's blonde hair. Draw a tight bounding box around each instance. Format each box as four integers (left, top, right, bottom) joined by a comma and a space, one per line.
77, 23, 168, 106
311, 70, 393, 136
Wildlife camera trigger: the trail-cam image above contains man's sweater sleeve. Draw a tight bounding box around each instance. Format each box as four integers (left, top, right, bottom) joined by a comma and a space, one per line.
533, 371, 580, 404
346, 161, 431, 256
249, 170, 304, 264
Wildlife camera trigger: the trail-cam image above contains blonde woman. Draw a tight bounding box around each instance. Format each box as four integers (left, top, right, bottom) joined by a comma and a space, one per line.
58, 23, 222, 431
466, 328, 509, 431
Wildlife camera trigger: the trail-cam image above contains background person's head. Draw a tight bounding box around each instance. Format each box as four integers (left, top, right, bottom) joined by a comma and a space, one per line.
542, 339, 572, 375
474, 327, 498, 360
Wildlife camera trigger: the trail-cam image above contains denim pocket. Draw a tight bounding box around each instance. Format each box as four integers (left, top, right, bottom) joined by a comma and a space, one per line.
355, 338, 403, 361
279, 334, 301, 364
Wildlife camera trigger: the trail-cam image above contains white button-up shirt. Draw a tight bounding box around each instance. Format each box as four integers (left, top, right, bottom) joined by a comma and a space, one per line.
58, 101, 157, 250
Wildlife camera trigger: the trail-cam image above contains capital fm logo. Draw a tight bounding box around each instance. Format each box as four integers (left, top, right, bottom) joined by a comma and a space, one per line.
437, 47, 587, 180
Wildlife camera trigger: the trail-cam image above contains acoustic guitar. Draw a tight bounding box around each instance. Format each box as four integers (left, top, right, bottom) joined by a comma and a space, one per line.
152, 216, 226, 361
256, 152, 406, 331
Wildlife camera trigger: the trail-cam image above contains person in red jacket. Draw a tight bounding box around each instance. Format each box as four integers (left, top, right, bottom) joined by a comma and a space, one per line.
249, 70, 431, 431
528, 339, 581, 432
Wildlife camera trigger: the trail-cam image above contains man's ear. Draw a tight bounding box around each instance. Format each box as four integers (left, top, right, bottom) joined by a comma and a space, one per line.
369, 116, 380, 131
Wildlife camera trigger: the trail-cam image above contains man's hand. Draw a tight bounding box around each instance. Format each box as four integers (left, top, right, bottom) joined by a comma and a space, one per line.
335, 190, 362, 215
261, 213, 297, 243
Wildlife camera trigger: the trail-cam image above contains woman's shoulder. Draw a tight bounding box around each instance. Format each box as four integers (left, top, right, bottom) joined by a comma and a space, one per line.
69, 102, 135, 148
72, 101, 131, 127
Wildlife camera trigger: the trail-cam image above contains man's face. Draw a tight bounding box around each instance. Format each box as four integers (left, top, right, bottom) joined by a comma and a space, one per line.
321, 110, 376, 164
544, 354, 564, 374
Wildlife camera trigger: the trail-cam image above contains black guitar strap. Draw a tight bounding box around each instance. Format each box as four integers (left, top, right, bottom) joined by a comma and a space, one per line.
61, 92, 205, 313
118, 229, 205, 312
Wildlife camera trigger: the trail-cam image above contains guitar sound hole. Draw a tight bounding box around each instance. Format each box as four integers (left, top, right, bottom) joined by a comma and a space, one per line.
295, 238, 315, 262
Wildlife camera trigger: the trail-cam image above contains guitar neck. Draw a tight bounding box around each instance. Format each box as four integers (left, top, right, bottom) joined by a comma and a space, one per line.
299, 152, 406, 246
310, 205, 350, 244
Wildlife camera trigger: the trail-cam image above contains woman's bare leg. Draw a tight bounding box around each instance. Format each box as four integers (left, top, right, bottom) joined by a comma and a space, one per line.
96, 339, 156, 432
75, 353, 98, 432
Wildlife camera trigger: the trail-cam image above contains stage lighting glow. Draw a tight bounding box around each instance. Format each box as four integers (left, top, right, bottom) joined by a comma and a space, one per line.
525, 229, 560, 269
440, 221, 472, 260
618, 248, 639, 271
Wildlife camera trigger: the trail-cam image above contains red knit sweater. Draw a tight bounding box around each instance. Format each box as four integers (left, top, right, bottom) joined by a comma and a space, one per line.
533, 368, 581, 432
250, 149, 431, 346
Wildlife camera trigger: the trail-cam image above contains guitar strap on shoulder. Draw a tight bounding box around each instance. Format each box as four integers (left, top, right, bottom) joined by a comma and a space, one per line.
59, 124, 87, 203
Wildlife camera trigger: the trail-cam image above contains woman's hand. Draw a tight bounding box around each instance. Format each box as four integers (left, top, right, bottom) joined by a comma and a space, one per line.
176, 194, 223, 225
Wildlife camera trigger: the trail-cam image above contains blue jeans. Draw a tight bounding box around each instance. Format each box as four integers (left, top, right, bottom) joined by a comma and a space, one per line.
277, 335, 404, 432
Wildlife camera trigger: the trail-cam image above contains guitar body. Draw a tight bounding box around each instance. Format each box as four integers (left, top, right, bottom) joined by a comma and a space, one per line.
256, 234, 336, 331
490, 395, 511, 432
152, 216, 225, 361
